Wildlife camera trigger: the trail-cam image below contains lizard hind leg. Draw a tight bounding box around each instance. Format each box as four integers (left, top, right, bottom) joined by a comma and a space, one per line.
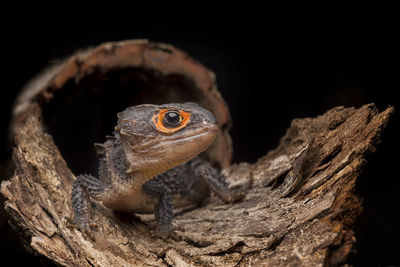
193, 160, 252, 203
71, 174, 107, 239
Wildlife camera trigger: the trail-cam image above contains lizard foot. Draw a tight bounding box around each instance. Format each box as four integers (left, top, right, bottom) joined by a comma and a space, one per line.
74, 218, 97, 240
154, 224, 181, 241
217, 172, 254, 203
229, 171, 254, 203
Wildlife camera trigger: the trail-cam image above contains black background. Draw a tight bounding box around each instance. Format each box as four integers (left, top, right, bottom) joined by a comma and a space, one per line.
0, 13, 398, 266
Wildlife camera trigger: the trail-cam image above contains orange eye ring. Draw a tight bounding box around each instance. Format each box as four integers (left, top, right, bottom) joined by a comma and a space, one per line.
152, 109, 191, 134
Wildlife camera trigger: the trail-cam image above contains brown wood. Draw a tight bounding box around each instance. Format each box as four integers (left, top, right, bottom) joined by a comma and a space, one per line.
1, 40, 394, 266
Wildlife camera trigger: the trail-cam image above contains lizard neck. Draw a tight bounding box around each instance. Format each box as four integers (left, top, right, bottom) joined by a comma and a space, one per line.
128, 158, 189, 188
103, 136, 183, 191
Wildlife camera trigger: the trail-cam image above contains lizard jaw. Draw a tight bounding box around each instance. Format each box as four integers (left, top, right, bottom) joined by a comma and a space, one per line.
122, 123, 218, 176
147, 123, 218, 166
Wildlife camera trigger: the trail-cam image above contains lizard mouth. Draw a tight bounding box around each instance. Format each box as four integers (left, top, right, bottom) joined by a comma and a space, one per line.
129, 124, 218, 153
166, 124, 218, 141
154, 124, 218, 149
158, 123, 218, 164
164, 128, 216, 147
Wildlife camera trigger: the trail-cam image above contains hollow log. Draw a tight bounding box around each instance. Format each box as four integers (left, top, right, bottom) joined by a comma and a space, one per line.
1, 40, 394, 266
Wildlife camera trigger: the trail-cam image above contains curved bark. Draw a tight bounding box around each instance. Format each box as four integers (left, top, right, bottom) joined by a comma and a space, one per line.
0, 40, 394, 266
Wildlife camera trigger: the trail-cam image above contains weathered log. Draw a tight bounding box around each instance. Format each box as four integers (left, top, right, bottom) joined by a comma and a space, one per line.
1, 40, 394, 266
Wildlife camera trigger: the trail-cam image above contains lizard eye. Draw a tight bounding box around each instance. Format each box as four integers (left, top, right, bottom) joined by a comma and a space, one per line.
163, 111, 182, 128
152, 109, 191, 134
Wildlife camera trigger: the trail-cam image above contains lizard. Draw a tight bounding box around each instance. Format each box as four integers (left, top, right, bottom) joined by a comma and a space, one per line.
71, 102, 250, 239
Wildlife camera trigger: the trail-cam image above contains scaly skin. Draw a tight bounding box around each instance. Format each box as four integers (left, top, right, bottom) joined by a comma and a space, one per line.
72, 102, 250, 239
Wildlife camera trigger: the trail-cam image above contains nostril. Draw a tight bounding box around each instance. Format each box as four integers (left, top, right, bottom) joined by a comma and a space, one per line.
203, 118, 215, 125
204, 115, 217, 125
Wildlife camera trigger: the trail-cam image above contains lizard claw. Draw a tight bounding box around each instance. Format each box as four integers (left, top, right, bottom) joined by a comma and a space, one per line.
75, 219, 97, 240
155, 224, 181, 241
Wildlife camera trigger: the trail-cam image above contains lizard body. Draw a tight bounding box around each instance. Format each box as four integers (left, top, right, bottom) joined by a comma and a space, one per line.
72, 102, 248, 238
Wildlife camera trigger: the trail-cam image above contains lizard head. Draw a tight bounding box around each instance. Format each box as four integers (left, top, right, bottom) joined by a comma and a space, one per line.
115, 103, 218, 176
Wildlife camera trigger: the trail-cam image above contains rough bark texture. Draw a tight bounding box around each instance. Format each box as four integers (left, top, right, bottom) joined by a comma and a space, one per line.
0, 40, 394, 266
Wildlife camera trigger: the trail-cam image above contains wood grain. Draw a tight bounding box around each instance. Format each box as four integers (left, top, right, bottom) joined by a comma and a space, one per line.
1, 40, 394, 266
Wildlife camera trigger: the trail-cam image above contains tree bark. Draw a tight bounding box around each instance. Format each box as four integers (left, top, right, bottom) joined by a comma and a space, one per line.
0, 40, 394, 266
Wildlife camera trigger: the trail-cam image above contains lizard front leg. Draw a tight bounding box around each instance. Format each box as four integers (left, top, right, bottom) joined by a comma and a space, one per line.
193, 159, 252, 203
71, 174, 107, 239
142, 181, 178, 240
